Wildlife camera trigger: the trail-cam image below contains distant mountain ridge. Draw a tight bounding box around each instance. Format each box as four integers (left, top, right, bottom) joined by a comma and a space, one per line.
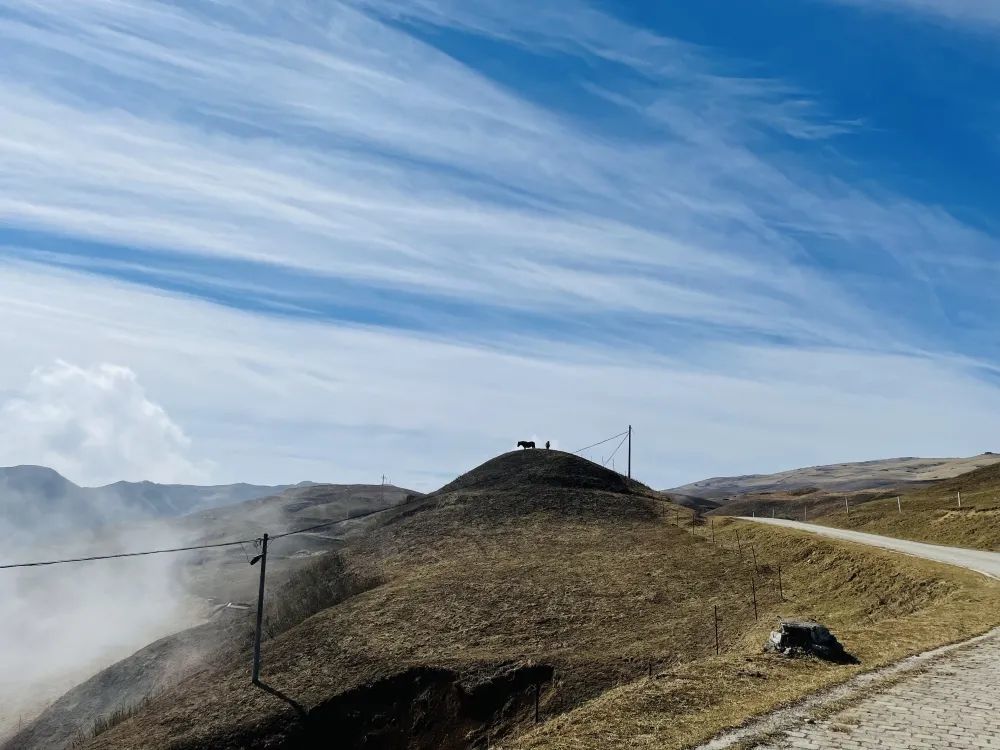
0, 464, 311, 536
668, 454, 1000, 500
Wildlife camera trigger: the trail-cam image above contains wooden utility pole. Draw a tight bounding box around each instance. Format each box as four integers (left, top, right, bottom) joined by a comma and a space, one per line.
251, 533, 269, 685
627, 425, 632, 479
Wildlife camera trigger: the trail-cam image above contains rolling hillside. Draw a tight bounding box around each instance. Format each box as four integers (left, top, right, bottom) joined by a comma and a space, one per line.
670, 453, 1000, 500
4, 481, 415, 750
61, 450, 1000, 750
0, 464, 312, 539
812, 461, 1000, 551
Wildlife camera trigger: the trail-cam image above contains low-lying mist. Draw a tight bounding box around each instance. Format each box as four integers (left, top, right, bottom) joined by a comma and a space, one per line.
0, 513, 202, 742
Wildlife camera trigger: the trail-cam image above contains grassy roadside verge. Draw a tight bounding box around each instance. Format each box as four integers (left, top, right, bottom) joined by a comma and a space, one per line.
508, 518, 1000, 750
811, 463, 1000, 552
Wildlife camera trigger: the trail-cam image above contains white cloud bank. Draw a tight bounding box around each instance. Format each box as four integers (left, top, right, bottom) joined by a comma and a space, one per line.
0, 361, 209, 486
2, 261, 997, 492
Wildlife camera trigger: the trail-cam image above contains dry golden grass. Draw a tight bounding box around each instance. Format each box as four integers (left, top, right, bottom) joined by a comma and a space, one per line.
508, 517, 1000, 750
813, 462, 1000, 551
85, 453, 1000, 750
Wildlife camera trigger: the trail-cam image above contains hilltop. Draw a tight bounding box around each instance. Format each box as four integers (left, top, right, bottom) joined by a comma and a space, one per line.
71, 450, 721, 749
64, 449, 1000, 750
670, 454, 1000, 501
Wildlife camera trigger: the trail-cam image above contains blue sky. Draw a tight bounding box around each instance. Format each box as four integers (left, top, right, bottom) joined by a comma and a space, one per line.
0, 0, 997, 490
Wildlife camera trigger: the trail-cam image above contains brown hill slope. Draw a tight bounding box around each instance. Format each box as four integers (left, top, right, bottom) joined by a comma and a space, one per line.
80, 451, 762, 749
671, 453, 1000, 500
75, 452, 1000, 750
811, 461, 1000, 551
3, 483, 415, 750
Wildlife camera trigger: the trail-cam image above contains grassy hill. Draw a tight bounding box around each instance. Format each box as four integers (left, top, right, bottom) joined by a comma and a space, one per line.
671, 453, 1000, 501
60, 451, 1000, 750
810, 461, 1000, 551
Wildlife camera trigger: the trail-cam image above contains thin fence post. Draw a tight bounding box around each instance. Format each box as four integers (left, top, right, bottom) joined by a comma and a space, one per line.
735, 529, 742, 558
897, 496, 901, 514
958, 491, 962, 509
845, 497, 850, 516
711, 518, 716, 543
750, 574, 758, 621
251, 533, 269, 685
714, 605, 720, 655
778, 564, 784, 601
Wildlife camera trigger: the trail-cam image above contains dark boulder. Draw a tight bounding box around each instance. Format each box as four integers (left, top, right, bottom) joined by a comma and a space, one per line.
766, 619, 857, 663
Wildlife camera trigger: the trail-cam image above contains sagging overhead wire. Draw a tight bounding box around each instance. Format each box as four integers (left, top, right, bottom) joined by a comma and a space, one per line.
0, 538, 257, 570
0, 496, 416, 571
603, 431, 630, 467
573, 430, 628, 455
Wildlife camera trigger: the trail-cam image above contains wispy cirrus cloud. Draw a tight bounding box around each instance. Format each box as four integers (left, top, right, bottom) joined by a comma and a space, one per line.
1, 0, 985, 347
823, 0, 1000, 31
0, 0, 996, 488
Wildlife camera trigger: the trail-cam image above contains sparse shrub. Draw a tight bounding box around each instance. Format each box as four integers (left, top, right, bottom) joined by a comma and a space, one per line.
71, 695, 156, 746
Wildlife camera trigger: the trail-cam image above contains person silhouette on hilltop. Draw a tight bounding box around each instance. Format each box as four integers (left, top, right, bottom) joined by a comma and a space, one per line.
545, 440, 551, 450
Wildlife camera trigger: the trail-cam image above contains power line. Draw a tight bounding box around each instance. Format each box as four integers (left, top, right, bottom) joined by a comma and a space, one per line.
270, 501, 405, 540
0, 494, 419, 571
0, 538, 256, 570
603, 432, 630, 467
573, 430, 628, 455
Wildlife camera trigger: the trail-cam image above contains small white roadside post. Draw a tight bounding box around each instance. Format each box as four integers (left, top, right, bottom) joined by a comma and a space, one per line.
897, 496, 902, 513
845, 497, 850, 516
958, 491, 962, 508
